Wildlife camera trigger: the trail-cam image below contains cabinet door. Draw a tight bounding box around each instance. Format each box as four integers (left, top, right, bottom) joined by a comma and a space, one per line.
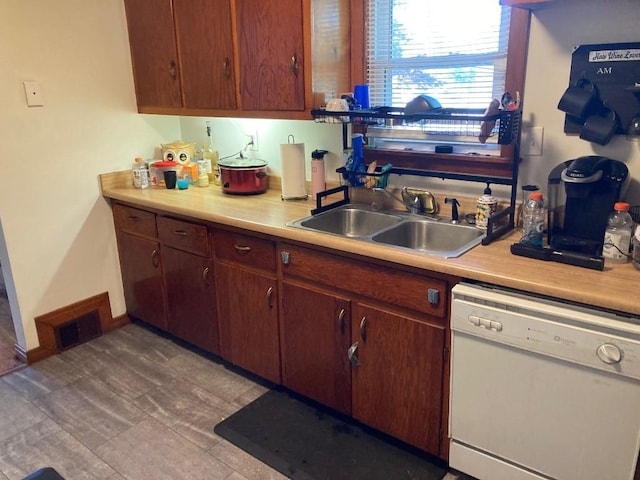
351, 303, 445, 455
281, 282, 352, 415
163, 246, 219, 354
123, 0, 182, 109
116, 232, 167, 331
173, 0, 237, 110
215, 263, 280, 383
235, 0, 305, 111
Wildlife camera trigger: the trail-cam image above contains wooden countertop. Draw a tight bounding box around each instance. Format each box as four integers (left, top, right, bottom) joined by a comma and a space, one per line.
101, 171, 640, 318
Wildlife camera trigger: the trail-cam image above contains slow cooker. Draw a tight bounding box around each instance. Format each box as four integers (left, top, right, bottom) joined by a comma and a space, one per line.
218, 157, 268, 195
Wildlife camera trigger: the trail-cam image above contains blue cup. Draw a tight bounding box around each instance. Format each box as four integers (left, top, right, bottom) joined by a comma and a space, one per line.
353, 84, 370, 109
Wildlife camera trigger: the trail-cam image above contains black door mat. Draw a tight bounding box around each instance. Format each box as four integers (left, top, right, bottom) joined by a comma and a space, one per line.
214, 389, 448, 480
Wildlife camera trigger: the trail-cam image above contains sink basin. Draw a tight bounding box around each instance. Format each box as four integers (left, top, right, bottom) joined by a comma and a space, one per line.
288, 204, 485, 258
294, 205, 403, 237
372, 220, 484, 258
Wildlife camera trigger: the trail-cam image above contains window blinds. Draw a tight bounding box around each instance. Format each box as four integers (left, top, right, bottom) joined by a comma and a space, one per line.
366, 0, 511, 109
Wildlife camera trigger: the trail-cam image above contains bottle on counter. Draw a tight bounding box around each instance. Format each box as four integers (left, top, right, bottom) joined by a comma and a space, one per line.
603, 202, 633, 263
311, 149, 329, 199
132, 157, 149, 189
475, 183, 498, 230
204, 121, 220, 185
521, 191, 544, 246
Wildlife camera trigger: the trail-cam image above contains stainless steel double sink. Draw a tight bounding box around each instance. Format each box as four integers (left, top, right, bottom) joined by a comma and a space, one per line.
287, 204, 485, 258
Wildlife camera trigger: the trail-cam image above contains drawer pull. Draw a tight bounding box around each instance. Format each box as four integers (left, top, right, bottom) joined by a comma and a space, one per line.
202, 266, 210, 286
151, 249, 160, 268
338, 308, 346, 333
347, 342, 360, 367
127, 215, 140, 222
266, 286, 274, 308
359, 316, 367, 341
280, 251, 290, 265
173, 230, 188, 237
427, 288, 440, 305
234, 244, 251, 255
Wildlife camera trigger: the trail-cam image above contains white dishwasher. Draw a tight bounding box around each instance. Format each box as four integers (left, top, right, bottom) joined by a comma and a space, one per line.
449, 282, 640, 480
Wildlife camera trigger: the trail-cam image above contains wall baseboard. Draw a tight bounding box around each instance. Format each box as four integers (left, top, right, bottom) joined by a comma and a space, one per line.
27, 292, 128, 364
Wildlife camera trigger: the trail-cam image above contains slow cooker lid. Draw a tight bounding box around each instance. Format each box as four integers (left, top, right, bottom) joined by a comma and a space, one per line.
218, 157, 267, 168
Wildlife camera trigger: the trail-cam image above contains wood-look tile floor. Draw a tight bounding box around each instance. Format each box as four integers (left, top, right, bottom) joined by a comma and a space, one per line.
0, 322, 287, 480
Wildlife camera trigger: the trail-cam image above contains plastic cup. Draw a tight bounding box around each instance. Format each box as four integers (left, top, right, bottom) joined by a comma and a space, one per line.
163, 170, 177, 189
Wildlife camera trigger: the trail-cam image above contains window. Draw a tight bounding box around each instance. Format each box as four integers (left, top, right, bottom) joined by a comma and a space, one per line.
367, 0, 512, 109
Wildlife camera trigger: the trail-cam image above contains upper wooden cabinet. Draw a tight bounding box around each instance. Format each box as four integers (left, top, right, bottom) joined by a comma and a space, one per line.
173, 0, 236, 110
123, 0, 351, 118
123, 0, 182, 109
235, 0, 304, 111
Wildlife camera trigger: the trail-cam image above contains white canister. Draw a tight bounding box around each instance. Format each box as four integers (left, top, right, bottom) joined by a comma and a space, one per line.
132, 158, 149, 189
476, 192, 498, 230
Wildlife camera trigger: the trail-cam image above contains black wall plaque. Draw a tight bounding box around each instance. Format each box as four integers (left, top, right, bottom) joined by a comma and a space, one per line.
563, 42, 640, 136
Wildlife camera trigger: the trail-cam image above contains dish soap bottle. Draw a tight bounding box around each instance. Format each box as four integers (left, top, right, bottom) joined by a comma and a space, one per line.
603, 202, 633, 263
475, 183, 498, 230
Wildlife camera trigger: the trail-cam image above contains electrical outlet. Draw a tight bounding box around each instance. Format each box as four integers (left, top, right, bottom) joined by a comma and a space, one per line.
248, 130, 259, 151
522, 126, 544, 156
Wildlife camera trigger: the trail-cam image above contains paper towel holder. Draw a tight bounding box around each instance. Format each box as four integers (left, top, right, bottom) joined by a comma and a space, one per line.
280, 135, 309, 201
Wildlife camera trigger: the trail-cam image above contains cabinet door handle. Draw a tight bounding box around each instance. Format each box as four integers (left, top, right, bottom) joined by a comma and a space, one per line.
290, 55, 299, 77
202, 266, 210, 286
266, 286, 274, 309
359, 316, 367, 342
151, 249, 160, 268
173, 230, 188, 237
338, 308, 346, 333
169, 60, 177, 80
234, 244, 251, 255
223, 57, 231, 78
347, 342, 360, 367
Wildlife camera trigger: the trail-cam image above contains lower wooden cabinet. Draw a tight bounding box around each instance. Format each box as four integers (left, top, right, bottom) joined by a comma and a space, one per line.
213, 230, 280, 383
112, 202, 453, 459
162, 246, 218, 353
115, 231, 168, 331
281, 281, 352, 415
279, 242, 450, 458
350, 303, 444, 454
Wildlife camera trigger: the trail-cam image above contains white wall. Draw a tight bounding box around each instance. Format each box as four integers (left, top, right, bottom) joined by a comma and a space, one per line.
0, 0, 180, 350
520, 0, 640, 203
3, 0, 640, 353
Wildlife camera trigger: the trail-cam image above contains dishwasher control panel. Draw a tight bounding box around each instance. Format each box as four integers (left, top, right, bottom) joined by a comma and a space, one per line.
452, 283, 640, 380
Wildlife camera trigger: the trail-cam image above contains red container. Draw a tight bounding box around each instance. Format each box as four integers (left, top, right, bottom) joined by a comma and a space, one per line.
218, 158, 268, 195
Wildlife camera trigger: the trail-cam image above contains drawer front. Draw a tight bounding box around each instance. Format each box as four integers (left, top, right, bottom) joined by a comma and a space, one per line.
213, 230, 276, 272
280, 243, 447, 319
113, 203, 157, 238
157, 216, 209, 256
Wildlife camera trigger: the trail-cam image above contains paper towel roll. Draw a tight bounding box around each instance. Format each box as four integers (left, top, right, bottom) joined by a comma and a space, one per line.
280, 143, 308, 200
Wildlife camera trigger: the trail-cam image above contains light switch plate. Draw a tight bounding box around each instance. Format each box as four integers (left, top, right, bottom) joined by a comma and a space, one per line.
23, 81, 44, 107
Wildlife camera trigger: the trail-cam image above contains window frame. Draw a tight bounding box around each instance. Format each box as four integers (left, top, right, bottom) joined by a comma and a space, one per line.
348, 0, 531, 172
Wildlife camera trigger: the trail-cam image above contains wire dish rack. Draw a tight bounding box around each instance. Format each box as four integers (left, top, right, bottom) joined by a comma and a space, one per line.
312, 107, 519, 145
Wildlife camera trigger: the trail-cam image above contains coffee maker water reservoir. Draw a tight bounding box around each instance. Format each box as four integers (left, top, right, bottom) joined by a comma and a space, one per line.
547, 156, 628, 256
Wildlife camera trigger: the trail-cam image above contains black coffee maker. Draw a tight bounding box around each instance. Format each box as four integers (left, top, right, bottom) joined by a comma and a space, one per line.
547, 156, 628, 256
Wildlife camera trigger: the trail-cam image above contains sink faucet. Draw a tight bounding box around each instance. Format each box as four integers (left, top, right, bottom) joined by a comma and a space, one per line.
372, 187, 440, 220
444, 197, 460, 223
